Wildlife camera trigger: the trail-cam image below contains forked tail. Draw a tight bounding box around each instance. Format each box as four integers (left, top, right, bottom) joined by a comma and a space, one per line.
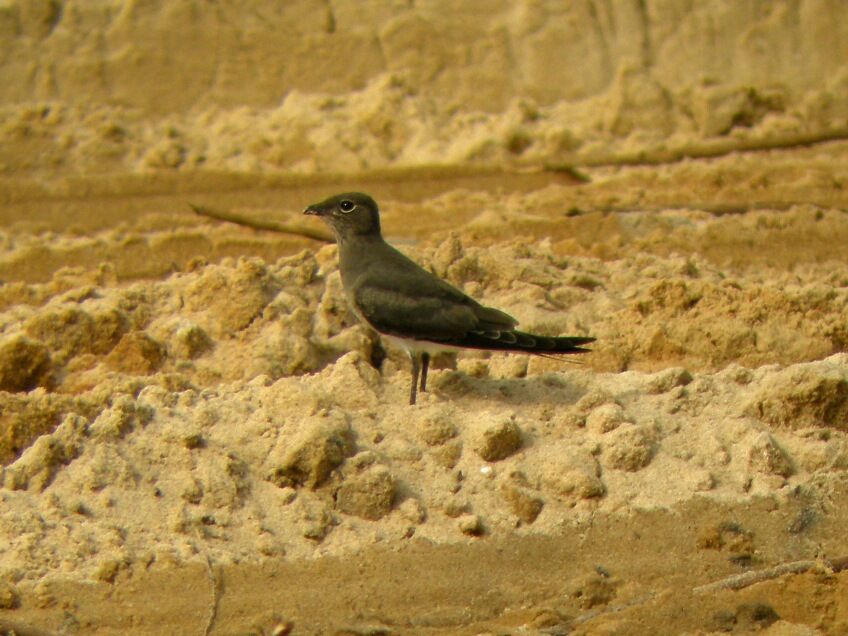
440, 330, 595, 353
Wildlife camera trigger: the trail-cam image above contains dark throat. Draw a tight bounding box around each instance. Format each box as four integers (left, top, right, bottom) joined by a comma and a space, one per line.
336, 230, 385, 282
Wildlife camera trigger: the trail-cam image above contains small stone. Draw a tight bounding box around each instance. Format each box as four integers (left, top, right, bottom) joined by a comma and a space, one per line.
472, 416, 522, 461
691, 84, 783, 136
25, 307, 127, 362
71, 500, 92, 516
180, 477, 203, 504
576, 389, 614, 412
399, 498, 426, 524
418, 413, 458, 446
537, 446, 605, 501
88, 397, 151, 440
735, 602, 779, 630
270, 620, 294, 636
302, 521, 330, 542
744, 364, 848, 431
570, 573, 617, 609
33, 580, 56, 609
299, 502, 334, 542
457, 357, 489, 378
347, 450, 378, 471
96, 557, 124, 583
278, 487, 297, 504
0, 336, 51, 392
458, 513, 483, 536
601, 424, 656, 471
500, 476, 544, 524
585, 403, 628, 434
693, 469, 716, 492
257, 535, 285, 557
183, 433, 204, 450
443, 497, 469, 518
381, 436, 423, 462
104, 331, 165, 374
710, 610, 737, 632
169, 506, 193, 534
264, 414, 355, 489
746, 432, 794, 477
0, 581, 20, 609
173, 323, 213, 359
528, 608, 566, 629
431, 439, 463, 468
696, 521, 754, 558
723, 364, 753, 385
554, 409, 586, 429
335, 465, 396, 520
647, 367, 693, 394
2, 420, 81, 492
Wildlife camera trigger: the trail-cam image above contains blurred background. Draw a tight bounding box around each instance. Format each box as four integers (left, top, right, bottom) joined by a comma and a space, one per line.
2, 0, 848, 175
1, 0, 848, 279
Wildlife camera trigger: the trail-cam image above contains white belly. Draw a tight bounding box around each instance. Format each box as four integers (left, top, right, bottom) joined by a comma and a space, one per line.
382, 334, 462, 356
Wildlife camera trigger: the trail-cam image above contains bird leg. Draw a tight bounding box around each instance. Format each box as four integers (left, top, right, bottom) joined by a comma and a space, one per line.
409, 353, 420, 405
420, 352, 430, 393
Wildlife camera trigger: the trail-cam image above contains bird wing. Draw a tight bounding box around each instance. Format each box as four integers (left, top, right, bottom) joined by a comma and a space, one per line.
349, 244, 594, 354
351, 245, 517, 341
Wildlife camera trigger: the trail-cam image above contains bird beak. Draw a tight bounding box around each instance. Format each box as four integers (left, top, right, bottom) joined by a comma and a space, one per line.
303, 204, 323, 216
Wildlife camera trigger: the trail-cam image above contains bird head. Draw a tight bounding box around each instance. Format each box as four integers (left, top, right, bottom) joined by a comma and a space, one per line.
303, 192, 381, 240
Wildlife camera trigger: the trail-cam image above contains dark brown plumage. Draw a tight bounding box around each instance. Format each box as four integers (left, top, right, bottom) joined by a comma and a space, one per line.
305, 192, 594, 404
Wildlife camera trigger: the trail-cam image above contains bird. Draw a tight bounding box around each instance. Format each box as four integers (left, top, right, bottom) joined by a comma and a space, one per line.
303, 192, 595, 405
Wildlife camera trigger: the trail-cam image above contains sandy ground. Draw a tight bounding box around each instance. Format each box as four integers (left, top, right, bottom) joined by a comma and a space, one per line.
2, 2, 848, 635
1, 143, 847, 635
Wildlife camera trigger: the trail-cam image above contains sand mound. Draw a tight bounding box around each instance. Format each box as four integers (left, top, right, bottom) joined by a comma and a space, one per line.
0, 239, 846, 594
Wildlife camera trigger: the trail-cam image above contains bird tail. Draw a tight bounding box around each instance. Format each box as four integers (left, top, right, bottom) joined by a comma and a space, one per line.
440, 330, 595, 354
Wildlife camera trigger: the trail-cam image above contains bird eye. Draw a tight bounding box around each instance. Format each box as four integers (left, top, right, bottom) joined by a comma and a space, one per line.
339, 200, 355, 213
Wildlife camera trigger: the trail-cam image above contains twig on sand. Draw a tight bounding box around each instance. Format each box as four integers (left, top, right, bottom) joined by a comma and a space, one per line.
693, 556, 848, 595
202, 552, 221, 636
577, 126, 848, 168
564, 200, 847, 216
572, 556, 848, 628
190, 203, 334, 243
